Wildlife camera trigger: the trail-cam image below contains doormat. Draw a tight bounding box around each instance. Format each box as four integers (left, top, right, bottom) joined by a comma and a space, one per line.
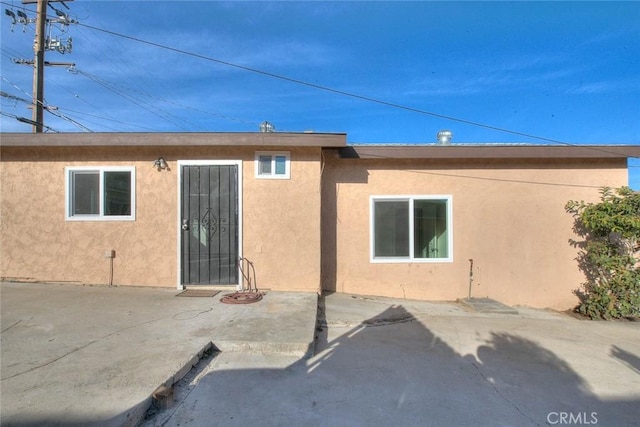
176, 289, 221, 298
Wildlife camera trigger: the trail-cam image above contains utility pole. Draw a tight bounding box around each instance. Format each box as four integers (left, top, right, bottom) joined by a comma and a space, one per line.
14, 0, 75, 132
32, 0, 47, 133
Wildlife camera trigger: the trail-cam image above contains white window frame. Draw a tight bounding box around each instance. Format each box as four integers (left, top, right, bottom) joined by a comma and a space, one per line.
254, 151, 290, 179
370, 195, 453, 263
65, 166, 136, 221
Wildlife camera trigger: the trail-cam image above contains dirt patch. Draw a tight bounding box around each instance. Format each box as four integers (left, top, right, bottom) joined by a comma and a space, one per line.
562, 308, 591, 321
563, 308, 639, 322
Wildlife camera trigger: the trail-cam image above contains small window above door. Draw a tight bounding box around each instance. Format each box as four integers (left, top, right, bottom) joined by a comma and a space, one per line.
255, 151, 290, 179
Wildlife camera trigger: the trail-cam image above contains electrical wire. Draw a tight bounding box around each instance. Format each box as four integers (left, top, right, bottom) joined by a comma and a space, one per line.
0, 76, 93, 132
70, 68, 197, 131
0, 75, 48, 108
74, 21, 639, 158
57, 107, 159, 132
47, 77, 120, 120
70, 24, 166, 108
66, 10, 258, 130
2, 16, 191, 131
400, 169, 602, 189
1, 45, 30, 61
46, 108, 93, 132
1, 2, 94, 131
69, 22, 258, 128
0, 110, 58, 132
71, 5, 168, 101
336, 147, 636, 189
67, 65, 256, 130
2, 1, 638, 159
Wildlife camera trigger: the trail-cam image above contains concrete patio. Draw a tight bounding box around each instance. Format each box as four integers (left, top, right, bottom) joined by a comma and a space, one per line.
0, 281, 316, 426
2, 282, 639, 426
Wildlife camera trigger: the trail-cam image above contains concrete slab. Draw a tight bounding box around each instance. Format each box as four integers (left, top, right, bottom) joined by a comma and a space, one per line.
4, 284, 639, 427
458, 297, 519, 314
0, 282, 317, 426
148, 292, 640, 427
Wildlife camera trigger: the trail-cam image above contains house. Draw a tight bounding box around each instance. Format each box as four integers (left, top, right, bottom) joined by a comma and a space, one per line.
1, 132, 638, 309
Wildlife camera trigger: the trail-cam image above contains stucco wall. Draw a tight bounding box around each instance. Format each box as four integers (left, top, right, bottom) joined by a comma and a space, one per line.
321, 156, 629, 309
0, 145, 322, 292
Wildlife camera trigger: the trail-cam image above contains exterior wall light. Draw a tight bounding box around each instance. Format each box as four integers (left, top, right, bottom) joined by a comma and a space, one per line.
154, 157, 168, 171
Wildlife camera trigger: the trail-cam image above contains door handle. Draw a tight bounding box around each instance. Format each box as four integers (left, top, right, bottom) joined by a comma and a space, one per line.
182, 219, 189, 231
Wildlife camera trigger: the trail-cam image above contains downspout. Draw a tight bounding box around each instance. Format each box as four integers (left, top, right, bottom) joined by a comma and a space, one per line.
318, 149, 326, 295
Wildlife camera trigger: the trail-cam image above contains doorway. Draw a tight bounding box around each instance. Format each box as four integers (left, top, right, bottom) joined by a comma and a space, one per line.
179, 161, 241, 286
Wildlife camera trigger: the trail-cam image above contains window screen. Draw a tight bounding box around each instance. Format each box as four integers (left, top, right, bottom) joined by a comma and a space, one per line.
66, 167, 135, 220
372, 196, 452, 262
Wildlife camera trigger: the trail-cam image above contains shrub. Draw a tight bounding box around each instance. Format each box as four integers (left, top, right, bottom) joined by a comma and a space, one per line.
565, 187, 640, 319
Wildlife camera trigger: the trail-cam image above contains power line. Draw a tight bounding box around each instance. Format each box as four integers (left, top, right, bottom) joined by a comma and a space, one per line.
58, 106, 160, 132
0, 110, 58, 132
1, 74, 48, 109
66, 64, 256, 130
70, 23, 166, 109
0, 90, 30, 104
63, 9, 246, 130
334, 149, 635, 189
68, 17, 257, 128
69, 68, 198, 131
1, 74, 91, 131
47, 76, 120, 120
4, 3, 638, 158
49, 109, 92, 131
1, 0, 78, 132
406, 169, 602, 189
74, 21, 639, 158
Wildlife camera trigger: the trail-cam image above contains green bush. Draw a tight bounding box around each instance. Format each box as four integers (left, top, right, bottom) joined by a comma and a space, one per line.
565, 187, 640, 319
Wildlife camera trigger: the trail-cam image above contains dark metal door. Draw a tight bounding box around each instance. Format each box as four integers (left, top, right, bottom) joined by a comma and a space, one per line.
181, 165, 238, 285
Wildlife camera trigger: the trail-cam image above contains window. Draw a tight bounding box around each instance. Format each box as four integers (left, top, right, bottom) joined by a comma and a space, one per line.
255, 151, 290, 179
66, 167, 136, 220
370, 195, 452, 262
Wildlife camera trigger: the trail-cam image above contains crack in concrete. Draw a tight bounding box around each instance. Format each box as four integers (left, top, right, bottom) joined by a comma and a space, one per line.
0, 319, 22, 334
470, 361, 540, 426
2, 305, 220, 381
141, 348, 218, 427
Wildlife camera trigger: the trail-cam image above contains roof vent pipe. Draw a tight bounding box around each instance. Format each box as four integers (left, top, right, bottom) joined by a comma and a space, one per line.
259, 121, 275, 133
437, 130, 452, 145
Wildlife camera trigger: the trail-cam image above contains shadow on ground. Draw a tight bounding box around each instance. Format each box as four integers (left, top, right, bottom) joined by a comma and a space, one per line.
155, 304, 640, 427
611, 345, 640, 376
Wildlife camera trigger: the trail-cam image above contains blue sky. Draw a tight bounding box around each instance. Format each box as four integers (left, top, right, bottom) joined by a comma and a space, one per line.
1, 1, 639, 188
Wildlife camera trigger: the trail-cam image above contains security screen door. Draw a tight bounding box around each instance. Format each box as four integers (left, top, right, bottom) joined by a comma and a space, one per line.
181, 165, 238, 285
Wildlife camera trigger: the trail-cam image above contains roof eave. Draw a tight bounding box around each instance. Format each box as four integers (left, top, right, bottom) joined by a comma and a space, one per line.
339, 145, 640, 159
0, 132, 348, 148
